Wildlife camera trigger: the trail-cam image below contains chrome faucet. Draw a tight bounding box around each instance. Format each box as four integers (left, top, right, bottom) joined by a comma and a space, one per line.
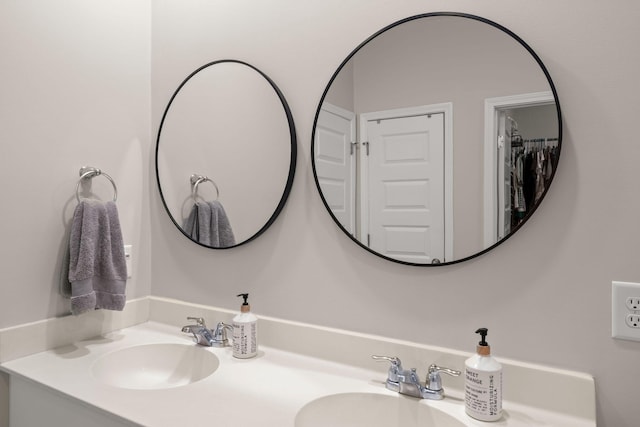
181, 317, 231, 347
372, 355, 460, 400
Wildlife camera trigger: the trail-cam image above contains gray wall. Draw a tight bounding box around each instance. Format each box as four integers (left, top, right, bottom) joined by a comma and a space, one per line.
0, 0, 152, 326
0, 1, 638, 426
151, 2, 640, 426
0, 2, 152, 426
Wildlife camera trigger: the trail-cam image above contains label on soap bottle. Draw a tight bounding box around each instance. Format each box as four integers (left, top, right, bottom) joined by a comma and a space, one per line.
232, 317, 257, 359
464, 366, 502, 422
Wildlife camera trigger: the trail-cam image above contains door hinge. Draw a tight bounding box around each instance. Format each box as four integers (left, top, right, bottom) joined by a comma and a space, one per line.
362, 141, 370, 156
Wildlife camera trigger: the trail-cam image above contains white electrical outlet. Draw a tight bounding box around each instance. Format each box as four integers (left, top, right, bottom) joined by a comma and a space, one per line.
612, 281, 640, 341
626, 314, 640, 328
124, 245, 133, 279
626, 297, 640, 311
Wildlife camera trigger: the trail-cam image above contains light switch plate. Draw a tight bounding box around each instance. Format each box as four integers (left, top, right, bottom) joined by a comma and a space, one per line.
612, 281, 640, 341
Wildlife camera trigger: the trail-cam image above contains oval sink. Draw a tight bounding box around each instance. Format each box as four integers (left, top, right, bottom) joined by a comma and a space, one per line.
295, 393, 466, 427
91, 343, 219, 390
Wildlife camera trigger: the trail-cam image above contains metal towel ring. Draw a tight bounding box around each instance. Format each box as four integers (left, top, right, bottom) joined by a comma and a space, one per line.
190, 174, 219, 200
75, 166, 118, 202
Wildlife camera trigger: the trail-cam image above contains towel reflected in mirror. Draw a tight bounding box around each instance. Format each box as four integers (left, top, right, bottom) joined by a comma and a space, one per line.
183, 201, 236, 248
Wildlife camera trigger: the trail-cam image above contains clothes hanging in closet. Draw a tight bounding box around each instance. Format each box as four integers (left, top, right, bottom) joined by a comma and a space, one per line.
510, 140, 558, 228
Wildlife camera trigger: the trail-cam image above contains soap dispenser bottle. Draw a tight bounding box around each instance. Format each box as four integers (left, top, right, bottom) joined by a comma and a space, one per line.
232, 293, 258, 359
464, 328, 503, 422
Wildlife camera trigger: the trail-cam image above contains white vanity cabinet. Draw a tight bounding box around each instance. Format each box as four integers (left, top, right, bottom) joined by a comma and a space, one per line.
10, 376, 135, 427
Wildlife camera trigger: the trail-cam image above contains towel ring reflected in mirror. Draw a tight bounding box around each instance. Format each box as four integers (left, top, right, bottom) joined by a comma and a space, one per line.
190, 174, 220, 201
75, 166, 118, 203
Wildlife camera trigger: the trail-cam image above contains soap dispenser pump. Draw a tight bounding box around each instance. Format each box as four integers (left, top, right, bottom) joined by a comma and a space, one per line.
232, 293, 258, 359
464, 328, 503, 422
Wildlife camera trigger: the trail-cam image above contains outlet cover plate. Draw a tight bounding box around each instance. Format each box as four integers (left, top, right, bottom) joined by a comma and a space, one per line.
612, 281, 640, 341
124, 245, 132, 279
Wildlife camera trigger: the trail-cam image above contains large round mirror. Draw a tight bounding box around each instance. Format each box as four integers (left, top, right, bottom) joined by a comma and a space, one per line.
157, 60, 296, 248
312, 13, 561, 265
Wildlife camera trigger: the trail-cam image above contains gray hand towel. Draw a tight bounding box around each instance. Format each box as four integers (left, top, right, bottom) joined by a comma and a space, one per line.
68, 199, 127, 315
183, 201, 235, 247
208, 201, 236, 248
60, 225, 72, 298
184, 201, 210, 243
196, 201, 213, 246
183, 203, 200, 240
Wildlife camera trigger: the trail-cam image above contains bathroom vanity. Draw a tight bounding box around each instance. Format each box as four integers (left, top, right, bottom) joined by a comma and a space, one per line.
1, 297, 595, 427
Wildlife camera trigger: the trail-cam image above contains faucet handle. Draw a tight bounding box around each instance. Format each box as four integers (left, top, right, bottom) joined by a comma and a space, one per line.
428, 364, 461, 376
211, 322, 233, 347
372, 355, 401, 366
187, 317, 206, 327
426, 364, 461, 391
372, 355, 404, 392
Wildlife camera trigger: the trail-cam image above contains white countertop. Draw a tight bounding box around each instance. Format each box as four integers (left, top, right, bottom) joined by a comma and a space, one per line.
1, 321, 594, 427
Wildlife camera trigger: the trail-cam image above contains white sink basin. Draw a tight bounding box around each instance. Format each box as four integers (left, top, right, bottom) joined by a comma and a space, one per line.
91, 343, 219, 390
295, 392, 466, 427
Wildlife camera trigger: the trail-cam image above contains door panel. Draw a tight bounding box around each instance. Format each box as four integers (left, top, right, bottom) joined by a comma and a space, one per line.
315, 105, 356, 234
366, 113, 445, 263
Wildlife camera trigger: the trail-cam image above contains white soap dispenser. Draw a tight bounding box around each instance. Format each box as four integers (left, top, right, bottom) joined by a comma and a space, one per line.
232, 293, 258, 359
465, 328, 503, 422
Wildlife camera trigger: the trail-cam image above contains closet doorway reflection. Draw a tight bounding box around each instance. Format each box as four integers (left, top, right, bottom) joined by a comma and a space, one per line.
483, 92, 559, 247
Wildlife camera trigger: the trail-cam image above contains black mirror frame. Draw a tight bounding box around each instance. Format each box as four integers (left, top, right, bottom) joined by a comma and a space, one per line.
156, 59, 297, 249
311, 12, 562, 266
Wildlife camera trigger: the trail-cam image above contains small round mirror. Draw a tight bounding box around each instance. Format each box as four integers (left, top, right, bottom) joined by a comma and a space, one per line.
156, 60, 296, 248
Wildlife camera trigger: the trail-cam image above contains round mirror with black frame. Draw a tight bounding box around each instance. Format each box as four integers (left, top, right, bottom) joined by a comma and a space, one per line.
156, 59, 297, 249
312, 12, 561, 266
